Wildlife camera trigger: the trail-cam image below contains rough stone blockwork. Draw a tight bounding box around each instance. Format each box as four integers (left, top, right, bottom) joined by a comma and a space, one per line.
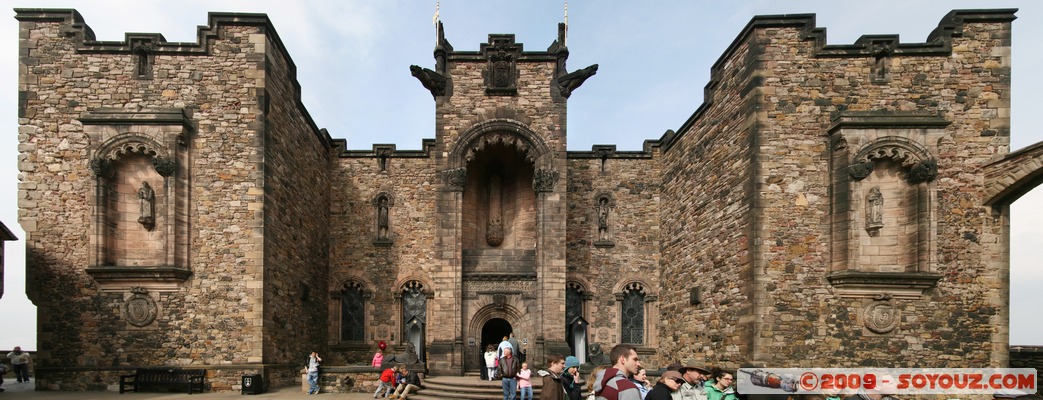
15, 7, 1026, 393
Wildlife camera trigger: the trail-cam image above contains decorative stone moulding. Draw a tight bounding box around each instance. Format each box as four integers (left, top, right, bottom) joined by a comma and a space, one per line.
533, 169, 559, 192
826, 270, 942, 300
442, 168, 467, 192
86, 266, 192, 291
482, 34, 520, 96
462, 131, 539, 166
461, 272, 538, 282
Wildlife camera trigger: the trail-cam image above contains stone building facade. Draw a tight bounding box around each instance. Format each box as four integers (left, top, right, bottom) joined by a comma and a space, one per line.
15, 7, 1037, 392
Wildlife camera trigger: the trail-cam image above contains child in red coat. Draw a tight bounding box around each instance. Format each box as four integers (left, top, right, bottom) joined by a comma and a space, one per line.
374, 365, 398, 398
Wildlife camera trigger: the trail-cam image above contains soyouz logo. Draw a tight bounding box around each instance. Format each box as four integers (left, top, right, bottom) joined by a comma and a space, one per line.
737, 368, 1037, 395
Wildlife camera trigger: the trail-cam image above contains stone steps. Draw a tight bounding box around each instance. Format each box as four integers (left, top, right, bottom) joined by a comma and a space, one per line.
410, 375, 545, 400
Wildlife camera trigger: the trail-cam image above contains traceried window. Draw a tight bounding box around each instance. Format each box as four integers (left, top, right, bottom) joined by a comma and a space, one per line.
340, 281, 366, 342
620, 283, 645, 344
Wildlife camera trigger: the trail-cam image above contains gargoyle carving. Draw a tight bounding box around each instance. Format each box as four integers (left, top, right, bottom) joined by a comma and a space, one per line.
557, 64, 598, 98
410, 65, 447, 98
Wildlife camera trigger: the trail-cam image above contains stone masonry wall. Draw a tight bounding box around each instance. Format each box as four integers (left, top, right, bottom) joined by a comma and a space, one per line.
749, 15, 1011, 367
328, 151, 441, 365
566, 152, 663, 363
657, 36, 757, 367
17, 11, 274, 390
15, 7, 1020, 392
260, 32, 332, 387
657, 12, 1013, 369
1009, 346, 1043, 389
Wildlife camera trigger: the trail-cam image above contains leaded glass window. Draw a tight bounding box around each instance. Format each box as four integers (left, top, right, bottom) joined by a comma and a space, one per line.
340, 281, 365, 342
620, 283, 644, 344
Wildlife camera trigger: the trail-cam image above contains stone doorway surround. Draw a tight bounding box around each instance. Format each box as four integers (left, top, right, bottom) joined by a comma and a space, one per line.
466, 303, 523, 372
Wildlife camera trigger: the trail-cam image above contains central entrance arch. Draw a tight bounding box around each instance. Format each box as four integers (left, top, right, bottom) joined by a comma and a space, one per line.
481, 317, 512, 352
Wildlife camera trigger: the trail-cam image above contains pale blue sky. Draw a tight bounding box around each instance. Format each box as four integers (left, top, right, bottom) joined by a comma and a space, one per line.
1, 1, 1041, 351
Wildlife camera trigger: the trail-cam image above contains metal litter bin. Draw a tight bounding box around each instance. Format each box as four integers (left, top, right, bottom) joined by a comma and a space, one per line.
242, 374, 264, 395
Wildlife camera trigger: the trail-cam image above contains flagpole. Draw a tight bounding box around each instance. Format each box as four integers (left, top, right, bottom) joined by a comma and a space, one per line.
433, 1, 440, 45
563, 0, 568, 46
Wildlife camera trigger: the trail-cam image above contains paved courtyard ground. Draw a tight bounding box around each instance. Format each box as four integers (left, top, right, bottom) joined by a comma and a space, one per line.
0, 380, 377, 399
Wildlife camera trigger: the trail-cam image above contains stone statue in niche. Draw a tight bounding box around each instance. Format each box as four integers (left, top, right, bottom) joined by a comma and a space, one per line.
596, 197, 610, 242
866, 186, 883, 236
486, 174, 504, 246
377, 197, 390, 240
871, 43, 892, 82
137, 182, 155, 230
376, 148, 390, 172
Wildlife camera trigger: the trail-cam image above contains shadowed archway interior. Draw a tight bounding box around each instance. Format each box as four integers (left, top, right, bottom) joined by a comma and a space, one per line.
481, 317, 512, 353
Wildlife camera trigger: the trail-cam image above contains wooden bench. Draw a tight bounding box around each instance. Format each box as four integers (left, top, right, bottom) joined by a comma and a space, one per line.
119, 367, 206, 394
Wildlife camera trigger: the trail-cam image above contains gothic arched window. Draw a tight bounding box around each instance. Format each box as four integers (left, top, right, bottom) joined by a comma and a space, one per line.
340, 281, 366, 342
620, 283, 645, 344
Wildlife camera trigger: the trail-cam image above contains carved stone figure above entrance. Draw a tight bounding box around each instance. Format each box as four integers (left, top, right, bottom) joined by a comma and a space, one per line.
486, 174, 505, 246
461, 140, 537, 252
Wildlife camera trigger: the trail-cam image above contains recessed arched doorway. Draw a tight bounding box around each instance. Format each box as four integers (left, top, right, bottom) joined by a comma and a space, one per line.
481, 317, 512, 352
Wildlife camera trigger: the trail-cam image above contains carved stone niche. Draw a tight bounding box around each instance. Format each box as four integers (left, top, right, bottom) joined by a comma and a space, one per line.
373, 192, 394, 247
826, 112, 947, 299
81, 108, 193, 291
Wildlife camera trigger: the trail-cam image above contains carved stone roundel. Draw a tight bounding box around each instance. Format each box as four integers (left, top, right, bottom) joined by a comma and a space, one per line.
123, 289, 158, 327
863, 301, 899, 334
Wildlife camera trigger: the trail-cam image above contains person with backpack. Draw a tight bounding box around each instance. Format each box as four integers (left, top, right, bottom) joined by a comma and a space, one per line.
6, 347, 29, 383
